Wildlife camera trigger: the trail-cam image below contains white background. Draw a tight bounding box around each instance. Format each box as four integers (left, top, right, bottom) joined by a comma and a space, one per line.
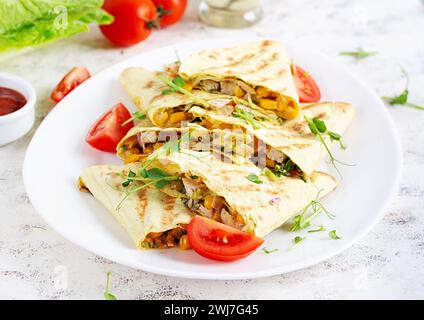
0, 0, 423, 299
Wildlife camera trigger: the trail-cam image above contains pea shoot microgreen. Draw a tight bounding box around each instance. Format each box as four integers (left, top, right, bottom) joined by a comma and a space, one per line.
329, 230, 342, 240
307, 225, 326, 233
272, 160, 306, 182
304, 115, 352, 177
116, 167, 180, 210
158, 75, 210, 107
289, 236, 306, 250
339, 47, 377, 60
121, 111, 146, 127
382, 69, 424, 111
262, 247, 278, 254
289, 189, 335, 232
104, 272, 117, 300
232, 106, 264, 129
246, 173, 263, 184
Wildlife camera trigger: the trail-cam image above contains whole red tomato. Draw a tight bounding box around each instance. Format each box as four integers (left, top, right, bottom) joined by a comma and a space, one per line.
152, 0, 187, 27
100, 0, 157, 47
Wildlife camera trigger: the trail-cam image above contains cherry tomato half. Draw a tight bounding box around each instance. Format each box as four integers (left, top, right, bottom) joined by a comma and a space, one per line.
86, 103, 134, 153
152, 0, 187, 27
293, 65, 321, 103
100, 0, 157, 47
187, 216, 264, 262
51, 67, 90, 103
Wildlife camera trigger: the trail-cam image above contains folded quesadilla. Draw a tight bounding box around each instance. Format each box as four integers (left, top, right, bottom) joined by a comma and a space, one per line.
130, 150, 338, 238
117, 123, 253, 165
177, 40, 300, 120
119, 66, 354, 176
79, 164, 193, 249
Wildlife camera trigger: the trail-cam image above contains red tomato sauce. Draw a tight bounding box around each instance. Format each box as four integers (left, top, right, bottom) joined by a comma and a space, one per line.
0, 87, 27, 116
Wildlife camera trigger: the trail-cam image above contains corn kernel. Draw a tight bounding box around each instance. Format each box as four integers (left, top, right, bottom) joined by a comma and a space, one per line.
278, 96, 299, 120
183, 81, 194, 91
233, 86, 245, 98
169, 112, 187, 124
259, 98, 278, 110
153, 111, 169, 126
256, 86, 270, 97
124, 154, 140, 164
179, 235, 190, 250
266, 158, 276, 168
204, 195, 214, 209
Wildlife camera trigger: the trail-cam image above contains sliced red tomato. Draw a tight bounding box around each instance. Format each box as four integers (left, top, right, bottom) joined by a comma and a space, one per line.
86, 103, 134, 153
100, 0, 157, 47
51, 67, 90, 103
152, 0, 187, 27
293, 65, 321, 103
187, 216, 264, 262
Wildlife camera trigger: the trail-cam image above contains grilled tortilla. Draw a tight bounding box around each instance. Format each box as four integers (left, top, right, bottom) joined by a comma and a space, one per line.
119, 67, 354, 175
117, 123, 253, 165
178, 40, 300, 120
143, 150, 337, 238
79, 164, 193, 249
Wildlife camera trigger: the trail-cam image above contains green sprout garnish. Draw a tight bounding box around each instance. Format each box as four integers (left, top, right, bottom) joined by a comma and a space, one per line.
158, 76, 210, 107
290, 190, 335, 232
289, 236, 306, 250
272, 159, 306, 182
339, 47, 377, 60
121, 111, 146, 127
329, 230, 342, 240
382, 68, 424, 111
232, 106, 264, 129
246, 173, 263, 184
307, 225, 326, 233
304, 115, 352, 177
104, 272, 117, 300
262, 247, 278, 254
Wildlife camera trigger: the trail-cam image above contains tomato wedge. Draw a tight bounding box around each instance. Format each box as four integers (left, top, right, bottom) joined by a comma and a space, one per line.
187, 216, 264, 261
51, 67, 90, 103
86, 103, 134, 153
293, 65, 321, 103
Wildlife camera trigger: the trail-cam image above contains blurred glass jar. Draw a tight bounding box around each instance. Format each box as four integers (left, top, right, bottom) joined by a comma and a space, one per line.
199, 0, 263, 28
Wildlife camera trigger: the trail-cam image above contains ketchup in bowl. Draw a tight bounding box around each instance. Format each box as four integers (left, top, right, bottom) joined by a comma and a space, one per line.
0, 87, 27, 116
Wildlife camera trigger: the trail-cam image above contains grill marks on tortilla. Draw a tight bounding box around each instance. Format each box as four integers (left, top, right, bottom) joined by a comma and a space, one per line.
136, 189, 149, 220
161, 195, 177, 225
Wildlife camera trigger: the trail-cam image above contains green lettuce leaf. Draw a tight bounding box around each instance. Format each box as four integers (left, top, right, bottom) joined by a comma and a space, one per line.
0, 0, 113, 53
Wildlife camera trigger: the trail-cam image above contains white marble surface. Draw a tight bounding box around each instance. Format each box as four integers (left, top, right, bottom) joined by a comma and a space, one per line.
1, 0, 424, 299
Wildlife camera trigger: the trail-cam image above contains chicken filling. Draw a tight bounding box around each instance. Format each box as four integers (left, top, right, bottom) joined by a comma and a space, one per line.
192, 77, 298, 120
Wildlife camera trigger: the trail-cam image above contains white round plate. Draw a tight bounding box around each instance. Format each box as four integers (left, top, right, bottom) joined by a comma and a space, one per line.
23, 38, 402, 280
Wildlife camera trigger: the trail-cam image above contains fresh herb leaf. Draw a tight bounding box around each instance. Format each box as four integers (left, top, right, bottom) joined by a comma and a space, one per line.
158, 76, 210, 107
329, 230, 342, 240
121, 111, 146, 127
172, 76, 186, 87
104, 272, 117, 300
262, 247, 278, 254
328, 131, 346, 150
162, 88, 175, 95
290, 189, 335, 232
294, 236, 306, 245
145, 168, 169, 179
232, 106, 264, 129
272, 160, 305, 181
308, 225, 326, 233
304, 115, 353, 177
313, 118, 327, 133
154, 179, 171, 189
339, 47, 377, 59
382, 69, 424, 111
246, 173, 263, 184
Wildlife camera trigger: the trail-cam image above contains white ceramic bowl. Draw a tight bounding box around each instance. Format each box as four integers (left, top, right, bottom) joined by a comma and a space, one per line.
0, 72, 36, 146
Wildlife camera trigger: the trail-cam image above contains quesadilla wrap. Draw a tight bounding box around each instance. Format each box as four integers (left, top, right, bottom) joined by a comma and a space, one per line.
119, 66, 280, 129
79, 164, 193, 249
178, 40, 300, 120
119, 67, 354, 176
117, 124, 253, 165
137, 150, 338, 238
